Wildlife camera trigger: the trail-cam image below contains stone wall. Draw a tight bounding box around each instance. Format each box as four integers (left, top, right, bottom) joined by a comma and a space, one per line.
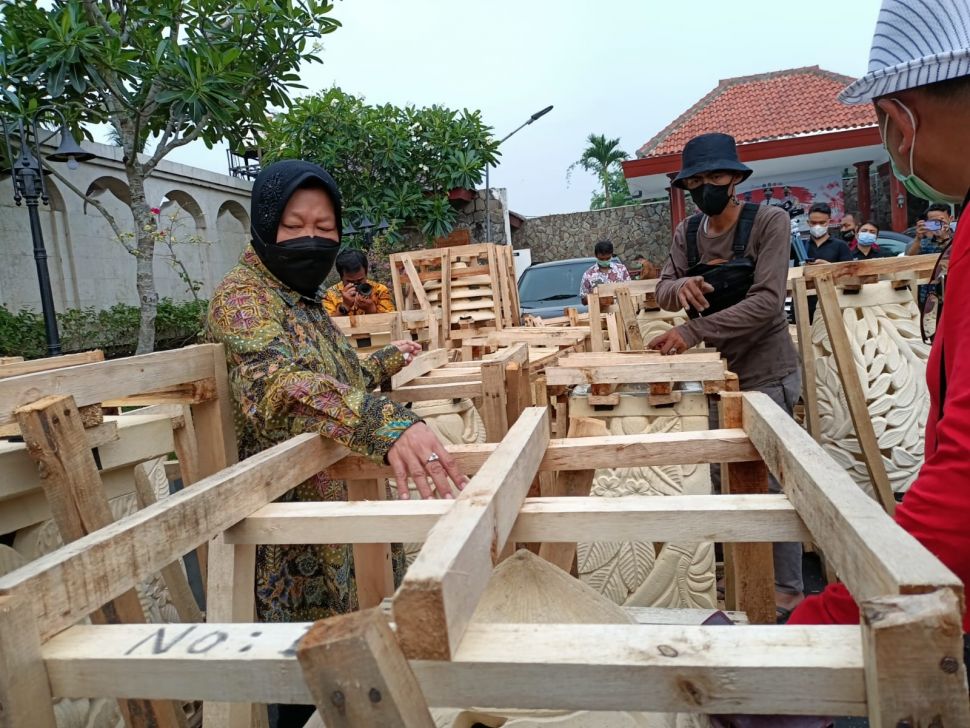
511, 201, 671, 267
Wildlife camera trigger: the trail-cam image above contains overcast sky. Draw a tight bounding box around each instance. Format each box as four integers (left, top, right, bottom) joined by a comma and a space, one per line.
163, 0, 883, 217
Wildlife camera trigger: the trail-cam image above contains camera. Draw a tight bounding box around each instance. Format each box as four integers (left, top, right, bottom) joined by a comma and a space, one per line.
356, 281, 373, 297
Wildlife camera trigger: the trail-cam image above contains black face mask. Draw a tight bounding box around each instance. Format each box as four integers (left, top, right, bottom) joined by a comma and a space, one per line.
689, 183, 733, 216
842, 230, 856, 242
252, 235, 340, 300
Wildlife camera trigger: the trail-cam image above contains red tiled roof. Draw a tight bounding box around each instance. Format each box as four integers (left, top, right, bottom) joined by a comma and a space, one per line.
637, 66, 878, 158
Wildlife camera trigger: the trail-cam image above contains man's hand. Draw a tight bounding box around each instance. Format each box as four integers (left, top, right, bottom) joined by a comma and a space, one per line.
387, 422, 469, 500
677, 276, 715, 313
358, 291, 378, 314
648, 327, 691, 355
340, 283, 359, 310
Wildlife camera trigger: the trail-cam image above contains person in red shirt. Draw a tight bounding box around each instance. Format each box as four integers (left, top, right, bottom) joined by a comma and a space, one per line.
789, 0, 970, 639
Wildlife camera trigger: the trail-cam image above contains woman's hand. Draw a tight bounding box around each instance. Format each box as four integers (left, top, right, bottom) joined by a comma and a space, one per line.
387, 422, 469, 500
392, 340, 422, 364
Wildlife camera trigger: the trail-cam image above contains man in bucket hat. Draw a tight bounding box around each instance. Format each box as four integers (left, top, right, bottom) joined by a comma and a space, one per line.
788, 0, 970, 677
650, 132, 804, 620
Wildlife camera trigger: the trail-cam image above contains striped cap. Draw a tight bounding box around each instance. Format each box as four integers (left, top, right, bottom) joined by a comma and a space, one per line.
840, 0, 970, 104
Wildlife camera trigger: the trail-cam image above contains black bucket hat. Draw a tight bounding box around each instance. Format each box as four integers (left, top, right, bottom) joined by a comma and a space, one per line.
672, 133, 753, 189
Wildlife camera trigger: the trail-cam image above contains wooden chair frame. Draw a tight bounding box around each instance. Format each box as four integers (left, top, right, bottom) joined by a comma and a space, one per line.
0, 384, 965, 727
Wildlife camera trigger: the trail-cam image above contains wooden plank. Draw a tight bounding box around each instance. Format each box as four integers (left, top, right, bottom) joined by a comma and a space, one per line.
393, 408, 550, 660
326, 427, 759, 480
205, 540, 259, 728
791, 276, 821, 441
815, 274, 896, 515
0, 594, 59, 728
741, 392, 962, 603
440, 252, 452, 344
42, 622, 868, 716
14, 395, 186, 728
224, 494, 810, 546
719, 392, 774, 625
402, 257, 432, 311
479, 359, 508, 442
800, 253, 938, 282
538, 417, 609, 571
347, 480, 395, 609
390, 258, 406, 311
385, 381, 483, 403
556, 351, 720, 367
0, 349, 104, 379
485, 245, 504, 330
102, 377, 216, 407
860, 589, 970, 726
0, 433, 348, 640
587, 292, 605, 352
297, 609, 435, 728
615, 287, 644, 350
0, 344, 219, 426
132, 463, 204, 625
546, 360, 728, 386
605, 312, 625, 352
390, 349, 449, 390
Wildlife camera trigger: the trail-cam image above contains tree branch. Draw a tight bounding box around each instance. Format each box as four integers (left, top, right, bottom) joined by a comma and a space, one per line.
41, 160, 135, 254
144, 111, 208, 173
81, 0, 119, 39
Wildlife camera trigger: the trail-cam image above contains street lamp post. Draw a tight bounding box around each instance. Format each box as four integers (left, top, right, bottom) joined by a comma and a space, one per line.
2, 109, 94, 357
484, 104, 553, 244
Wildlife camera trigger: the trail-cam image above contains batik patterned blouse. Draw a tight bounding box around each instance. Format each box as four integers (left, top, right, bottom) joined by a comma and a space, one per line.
207, 246, 418, 622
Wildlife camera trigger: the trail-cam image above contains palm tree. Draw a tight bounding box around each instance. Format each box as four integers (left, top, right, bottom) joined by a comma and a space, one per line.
569, 134, 629, 208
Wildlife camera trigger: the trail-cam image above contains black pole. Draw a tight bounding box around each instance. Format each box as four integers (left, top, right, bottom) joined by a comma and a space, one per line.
25, 192, 62, 356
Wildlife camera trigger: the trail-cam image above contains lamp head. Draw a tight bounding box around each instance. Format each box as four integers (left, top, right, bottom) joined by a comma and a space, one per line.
47, 125, 94, 167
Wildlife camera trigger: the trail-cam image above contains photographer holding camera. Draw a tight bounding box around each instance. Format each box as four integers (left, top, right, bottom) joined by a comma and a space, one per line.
906, 202, 956, 256
322, 248, 396, 316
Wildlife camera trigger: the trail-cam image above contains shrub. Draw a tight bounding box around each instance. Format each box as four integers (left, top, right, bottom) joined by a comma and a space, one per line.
0, 299, 208, 360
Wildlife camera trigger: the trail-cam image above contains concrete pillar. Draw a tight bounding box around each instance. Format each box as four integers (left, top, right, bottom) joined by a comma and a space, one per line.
667, 178, 687, 236
853, 161, 873, 222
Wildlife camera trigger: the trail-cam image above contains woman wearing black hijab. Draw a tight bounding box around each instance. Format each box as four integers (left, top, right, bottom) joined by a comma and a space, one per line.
208, 161, 466, 723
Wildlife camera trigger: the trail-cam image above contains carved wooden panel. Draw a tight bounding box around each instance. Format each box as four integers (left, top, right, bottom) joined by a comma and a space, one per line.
570, 393, 717, 610
811, 283, 930, 496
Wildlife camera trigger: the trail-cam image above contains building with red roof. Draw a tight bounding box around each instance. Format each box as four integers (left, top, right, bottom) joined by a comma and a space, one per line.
623, 66, 912, 233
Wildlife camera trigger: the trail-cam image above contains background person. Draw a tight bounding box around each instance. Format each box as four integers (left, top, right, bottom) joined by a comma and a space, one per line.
852, 221, 886, 259
648, 132, 804, 620
322, 248, 395, 316
906, 202, 955, 256
207, 160, 468, 728
579, 239, 629, 304
840, 212, 859, 244
805, 202, 853, 264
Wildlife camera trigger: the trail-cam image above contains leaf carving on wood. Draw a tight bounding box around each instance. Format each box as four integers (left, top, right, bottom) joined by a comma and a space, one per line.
577, 404, 715, 608
811, 284, 929, 495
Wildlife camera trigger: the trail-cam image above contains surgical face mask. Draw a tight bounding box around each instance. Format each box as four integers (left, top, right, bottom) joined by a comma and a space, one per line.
688, 182, 733, 216
596, 259, 612, 268
253, 235, 340, 299
951, 221, 958, 233
882, 100, 964, 205
809, 225, 828, 239
858, 231, 877, 245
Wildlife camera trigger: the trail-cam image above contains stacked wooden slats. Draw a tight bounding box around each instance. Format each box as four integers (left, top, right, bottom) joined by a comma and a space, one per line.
389, 243, 520, 346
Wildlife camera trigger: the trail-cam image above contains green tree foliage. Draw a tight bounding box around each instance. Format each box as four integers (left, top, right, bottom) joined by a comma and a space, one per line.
589, 167, 636, 210
568, 133, 630, 210
262, 87, 500, 243
0, 0, 339, 353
